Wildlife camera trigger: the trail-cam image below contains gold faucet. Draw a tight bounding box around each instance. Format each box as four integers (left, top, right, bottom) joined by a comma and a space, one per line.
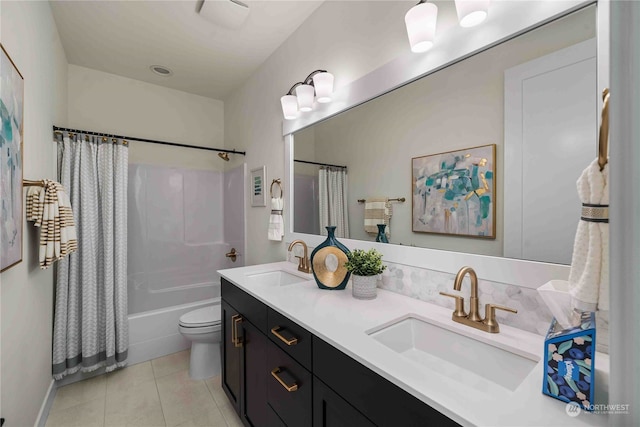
440, 266, 517, 333
288, 240, 311, 274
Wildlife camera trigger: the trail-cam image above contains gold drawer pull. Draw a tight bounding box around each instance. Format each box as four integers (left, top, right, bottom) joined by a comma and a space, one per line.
271, 367, 298, 392
271, 326, 298, 346
232, 314, 243, 347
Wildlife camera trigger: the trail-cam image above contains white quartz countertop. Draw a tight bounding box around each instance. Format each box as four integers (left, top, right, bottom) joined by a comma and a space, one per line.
218, 261, 609, 427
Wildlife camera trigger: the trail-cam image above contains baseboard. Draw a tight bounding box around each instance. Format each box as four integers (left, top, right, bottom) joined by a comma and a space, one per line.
35, 379, 56, 427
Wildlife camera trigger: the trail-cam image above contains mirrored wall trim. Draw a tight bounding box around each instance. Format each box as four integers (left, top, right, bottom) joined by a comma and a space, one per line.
284, 135, 569, 290
282, 0, 595, 137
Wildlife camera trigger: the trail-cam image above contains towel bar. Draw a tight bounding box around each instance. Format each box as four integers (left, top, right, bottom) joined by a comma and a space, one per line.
358, 197, 405, 203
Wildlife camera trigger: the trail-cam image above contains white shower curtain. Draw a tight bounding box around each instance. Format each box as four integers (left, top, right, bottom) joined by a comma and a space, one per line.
319, 167, 349, 238
52, 133, 129, 379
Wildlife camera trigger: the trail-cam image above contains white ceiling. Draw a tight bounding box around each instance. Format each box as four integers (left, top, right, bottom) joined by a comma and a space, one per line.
50, 0, 323, 100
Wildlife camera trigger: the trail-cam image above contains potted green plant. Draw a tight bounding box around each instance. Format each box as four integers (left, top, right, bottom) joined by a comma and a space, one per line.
344, 249, 387, 300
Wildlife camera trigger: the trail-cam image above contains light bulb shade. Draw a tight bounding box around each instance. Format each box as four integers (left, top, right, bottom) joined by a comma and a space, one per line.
313, 72, 334, 103
455, 0, 490, 28
405, 2, 438, 53
296, 84, 315, 112
280, 95, 299, 120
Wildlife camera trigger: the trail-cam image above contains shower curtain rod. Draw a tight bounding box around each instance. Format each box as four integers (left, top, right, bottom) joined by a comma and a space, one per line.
52, 126, 246, 156
294, 159, 347, 169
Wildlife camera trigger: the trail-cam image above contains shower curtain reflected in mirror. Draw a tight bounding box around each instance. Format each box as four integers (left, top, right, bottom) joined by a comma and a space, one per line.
53, 133, 128, 379
319, 166, 349, 238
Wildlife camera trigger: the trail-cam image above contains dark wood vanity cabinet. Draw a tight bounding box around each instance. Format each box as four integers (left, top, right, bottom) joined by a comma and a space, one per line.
313, 378, 376, 427
221, 278, 457, 427
221, 281, 271, 426
221, 300, 242, 413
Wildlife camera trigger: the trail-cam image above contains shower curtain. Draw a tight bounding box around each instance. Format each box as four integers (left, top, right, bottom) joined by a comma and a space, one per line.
319, 167, 349, 238
52, 133, 129, 379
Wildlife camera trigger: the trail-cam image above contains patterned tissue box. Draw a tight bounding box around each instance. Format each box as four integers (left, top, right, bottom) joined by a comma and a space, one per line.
542, 311, 596, 411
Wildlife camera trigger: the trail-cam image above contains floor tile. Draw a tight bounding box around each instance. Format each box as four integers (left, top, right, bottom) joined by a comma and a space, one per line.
151, 350, 191, 379
204, 376, 226, 406
156, 370, 227, 427
205, 376, 243, 427
45, 397, 105, 427
214, 401, 243, 427
105, 378, 165, 426
50, 374, 107, 413
106, 361, 155, 395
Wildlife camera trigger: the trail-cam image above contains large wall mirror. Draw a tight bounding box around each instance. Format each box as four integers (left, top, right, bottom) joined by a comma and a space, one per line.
291, 4, 596, 265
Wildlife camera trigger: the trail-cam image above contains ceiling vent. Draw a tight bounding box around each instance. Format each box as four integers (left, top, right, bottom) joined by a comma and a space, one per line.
198, 0, 250, 29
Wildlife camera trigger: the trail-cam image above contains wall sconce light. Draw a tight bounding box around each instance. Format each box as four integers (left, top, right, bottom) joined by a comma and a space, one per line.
455, 0, 490, 28
280, 70, 334, 120
405, 0, 438, 53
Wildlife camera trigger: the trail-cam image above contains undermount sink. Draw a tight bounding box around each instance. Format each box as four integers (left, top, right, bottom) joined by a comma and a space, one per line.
367, 315, 540, 392
245, 270, 309, 286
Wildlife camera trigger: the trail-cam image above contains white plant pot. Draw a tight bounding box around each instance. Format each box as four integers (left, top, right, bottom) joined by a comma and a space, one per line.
351, 274, 378, 300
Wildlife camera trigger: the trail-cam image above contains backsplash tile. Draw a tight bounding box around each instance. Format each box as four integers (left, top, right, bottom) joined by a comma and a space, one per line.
286, 247, 608, 352
379, 262, 554, 336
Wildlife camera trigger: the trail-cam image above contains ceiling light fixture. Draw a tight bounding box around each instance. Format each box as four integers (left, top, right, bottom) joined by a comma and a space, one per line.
280, 70, 334, 120
150, 65, 173, 76
455, 0, 490, 28
405, 0, 438, 53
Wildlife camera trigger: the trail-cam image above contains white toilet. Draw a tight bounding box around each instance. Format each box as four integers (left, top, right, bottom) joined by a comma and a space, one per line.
178, 305, 222, 380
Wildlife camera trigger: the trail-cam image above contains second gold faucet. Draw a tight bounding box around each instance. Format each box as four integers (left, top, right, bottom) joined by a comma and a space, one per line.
440, 266, 517, 333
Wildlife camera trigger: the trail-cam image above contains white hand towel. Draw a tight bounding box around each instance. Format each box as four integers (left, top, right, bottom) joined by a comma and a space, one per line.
268, 197, 284, 241
568, 159, 609, 312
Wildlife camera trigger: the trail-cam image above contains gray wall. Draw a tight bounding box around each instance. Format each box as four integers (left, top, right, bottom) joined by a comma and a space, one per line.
0, 2, 68, 425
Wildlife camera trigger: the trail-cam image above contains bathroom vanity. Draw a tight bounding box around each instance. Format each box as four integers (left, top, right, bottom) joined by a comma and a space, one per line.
219, 262, 609, 427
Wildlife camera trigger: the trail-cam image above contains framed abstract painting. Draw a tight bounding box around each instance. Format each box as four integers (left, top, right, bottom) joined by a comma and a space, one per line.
412, 144, 496, 239
1, 44, 24, 272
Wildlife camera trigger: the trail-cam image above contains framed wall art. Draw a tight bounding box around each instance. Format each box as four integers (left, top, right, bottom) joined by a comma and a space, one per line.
1, 44, 25, 272
250, 166, 267, 207
412, 144, 496, 239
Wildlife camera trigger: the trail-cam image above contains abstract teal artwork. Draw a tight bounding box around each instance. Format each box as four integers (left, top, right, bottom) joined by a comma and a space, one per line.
1, 44, 24, 272
412, 144, 496, 238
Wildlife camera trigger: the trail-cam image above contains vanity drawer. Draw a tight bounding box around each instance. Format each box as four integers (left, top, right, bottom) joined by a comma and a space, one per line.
267, 341, 312, 427
268, 307, 312, 370
313, 337, 459, 427
222, 278, 268, 332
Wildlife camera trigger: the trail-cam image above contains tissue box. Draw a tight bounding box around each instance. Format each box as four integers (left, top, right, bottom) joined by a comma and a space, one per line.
542, 311, 596, 411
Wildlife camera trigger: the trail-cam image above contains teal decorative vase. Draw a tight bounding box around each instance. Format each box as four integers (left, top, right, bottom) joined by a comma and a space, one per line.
310, 226, 351, 290
375, 224, 389, 243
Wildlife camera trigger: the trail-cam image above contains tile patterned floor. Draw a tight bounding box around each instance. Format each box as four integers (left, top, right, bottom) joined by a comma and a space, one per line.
46, 350, 243, 427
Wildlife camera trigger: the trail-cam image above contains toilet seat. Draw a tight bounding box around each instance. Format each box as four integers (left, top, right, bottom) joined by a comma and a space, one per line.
179, 305, 221, 328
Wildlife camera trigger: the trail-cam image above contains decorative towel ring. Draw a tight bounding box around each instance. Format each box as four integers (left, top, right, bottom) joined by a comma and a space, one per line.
598, 88, 610, 171
270, 179, 283, 198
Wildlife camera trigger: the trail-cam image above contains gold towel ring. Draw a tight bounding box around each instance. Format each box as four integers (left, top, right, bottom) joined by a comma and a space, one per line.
598, 88, 610, 171
270, 179, 283, 198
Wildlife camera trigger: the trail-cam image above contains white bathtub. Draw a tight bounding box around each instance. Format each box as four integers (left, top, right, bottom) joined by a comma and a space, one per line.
127, 296, 221, 366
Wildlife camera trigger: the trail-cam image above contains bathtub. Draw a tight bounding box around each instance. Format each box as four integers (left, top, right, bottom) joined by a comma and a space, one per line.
127, 295, 221, 366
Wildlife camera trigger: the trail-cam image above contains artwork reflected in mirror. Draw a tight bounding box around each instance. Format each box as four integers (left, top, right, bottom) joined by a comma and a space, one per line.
412, 144, 495, 238
292, 5, 597, 265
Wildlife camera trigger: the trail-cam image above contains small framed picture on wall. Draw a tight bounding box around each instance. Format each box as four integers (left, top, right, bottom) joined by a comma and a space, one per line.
250, 166, 267, 207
